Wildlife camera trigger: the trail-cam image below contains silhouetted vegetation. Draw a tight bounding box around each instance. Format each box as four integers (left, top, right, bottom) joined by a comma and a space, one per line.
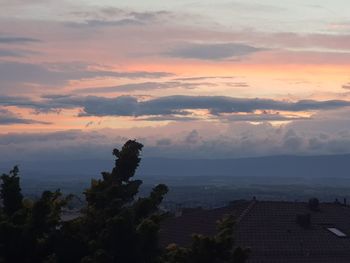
163, 215, 250, 263
0, 140, 248, 263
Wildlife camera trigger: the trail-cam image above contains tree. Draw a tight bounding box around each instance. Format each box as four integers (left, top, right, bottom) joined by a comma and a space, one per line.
0, 140, 249, 263
0, 167, 70, 263
0, 166, 23, 216
56, 140, 169, 263
162, 216, 249, 263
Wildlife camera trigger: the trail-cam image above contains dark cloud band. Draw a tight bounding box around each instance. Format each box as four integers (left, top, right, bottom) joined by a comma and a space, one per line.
2, 95, 350, 119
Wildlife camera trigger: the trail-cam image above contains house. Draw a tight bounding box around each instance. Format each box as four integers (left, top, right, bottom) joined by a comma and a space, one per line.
160, 199, 350, 262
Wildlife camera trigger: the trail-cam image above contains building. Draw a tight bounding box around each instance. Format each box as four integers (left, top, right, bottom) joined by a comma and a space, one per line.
160, 199, 350, 262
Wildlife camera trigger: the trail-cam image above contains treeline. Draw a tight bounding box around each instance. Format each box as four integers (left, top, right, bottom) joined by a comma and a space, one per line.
0, 140, 249, 263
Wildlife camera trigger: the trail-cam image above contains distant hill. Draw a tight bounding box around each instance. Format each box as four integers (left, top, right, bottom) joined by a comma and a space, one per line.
139, 154, 350, 178
0, 154, 350, 180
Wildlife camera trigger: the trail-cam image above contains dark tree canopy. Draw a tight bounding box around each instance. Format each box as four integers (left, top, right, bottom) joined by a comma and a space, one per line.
0, 140, 248, 263
0, 166, 23, 216
163, 216, 249, 263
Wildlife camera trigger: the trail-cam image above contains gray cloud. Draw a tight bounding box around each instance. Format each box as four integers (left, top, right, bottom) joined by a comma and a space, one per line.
137, 115, 200, 122
0, 129, 102, 145
0, 130, 106, 145
342, 83, 350, 90
139, 113, 305, 123
0, 49, 24, 57
2, 119, 350, 161
74, 81, 215, 93
0, 36, 40, 44
0, 108, 50, 125
0, 117, 46, 125
185, 130, 200, 144
67, 9, 171, 28
0, 96, 52, 110
3, 95, 350, 120
156, 138, 172, 146
72, 95, 350, 117
67, 19, 144, 28
208, 1, 286, 13
165, 43, 264, 60
0, 48, 37, 58
225, 82, 250, 88
174, 76, 237, 81
0, 61, 173, 90
222, 113, 308, 122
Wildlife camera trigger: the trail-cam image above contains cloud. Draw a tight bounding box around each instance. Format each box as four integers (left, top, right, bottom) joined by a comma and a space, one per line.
74, 81, 215, 93
100, 96, 349, 120
0, 61, 173, 91
156, 138, 172, 146
0, 48, 37, 58
3, 95, 350, 121
174, 76, 237, 81
256, 32, 350, 51
0, 49, 24, 57
67, 9, 171, 28
0, 108, 50, 125
225, 82, 250, 88
0, 0, 47, 6
0, 36, 40, 44
67, 19, 144, 28
342, 83, 350, 90
185, 130, 200, 144
2, 106, 350, 160
3, 117, 350, 161
222, 113, 307, 122
0, 96, 53, 111
0, 130, 113, 161
165, 43, 264, 60
141, 111, 303, 123
137, 115, 200, 122
200, 1, 286, 14
0, 129, 104, 145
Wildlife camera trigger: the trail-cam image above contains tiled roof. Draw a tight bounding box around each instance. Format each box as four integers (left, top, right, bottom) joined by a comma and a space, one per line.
159, 200, 249, 247
160, 200, 350, 263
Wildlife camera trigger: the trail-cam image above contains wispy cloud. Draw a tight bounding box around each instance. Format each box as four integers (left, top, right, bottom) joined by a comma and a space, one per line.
67, 9, 172, 28
0, 36, 40, 44
0, 49, 24, 57
165, 43, 264, 60
0, 48, 38, 57
0, 61, 173, 91
74, 81, 216, 93
342, 83, 350, 90
0, 108, 50, 125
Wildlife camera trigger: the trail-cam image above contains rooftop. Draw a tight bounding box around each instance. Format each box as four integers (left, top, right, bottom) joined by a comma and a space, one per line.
160, 200, 350, 263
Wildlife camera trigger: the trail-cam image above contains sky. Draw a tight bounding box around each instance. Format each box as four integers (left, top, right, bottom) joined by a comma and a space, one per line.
1, 0, 350, 161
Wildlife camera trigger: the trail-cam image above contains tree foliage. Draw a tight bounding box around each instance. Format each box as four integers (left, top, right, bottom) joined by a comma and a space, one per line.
0, 166, 23, 216
0, 140, 248, 263
163, 216, 249, 263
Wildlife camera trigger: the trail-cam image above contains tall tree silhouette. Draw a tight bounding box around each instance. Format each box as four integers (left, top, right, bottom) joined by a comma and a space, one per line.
0, 166, 23, 216
57, 140, 169, 262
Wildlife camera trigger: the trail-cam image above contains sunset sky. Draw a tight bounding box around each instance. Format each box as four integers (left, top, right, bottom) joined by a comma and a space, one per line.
1, 0, 350, 161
